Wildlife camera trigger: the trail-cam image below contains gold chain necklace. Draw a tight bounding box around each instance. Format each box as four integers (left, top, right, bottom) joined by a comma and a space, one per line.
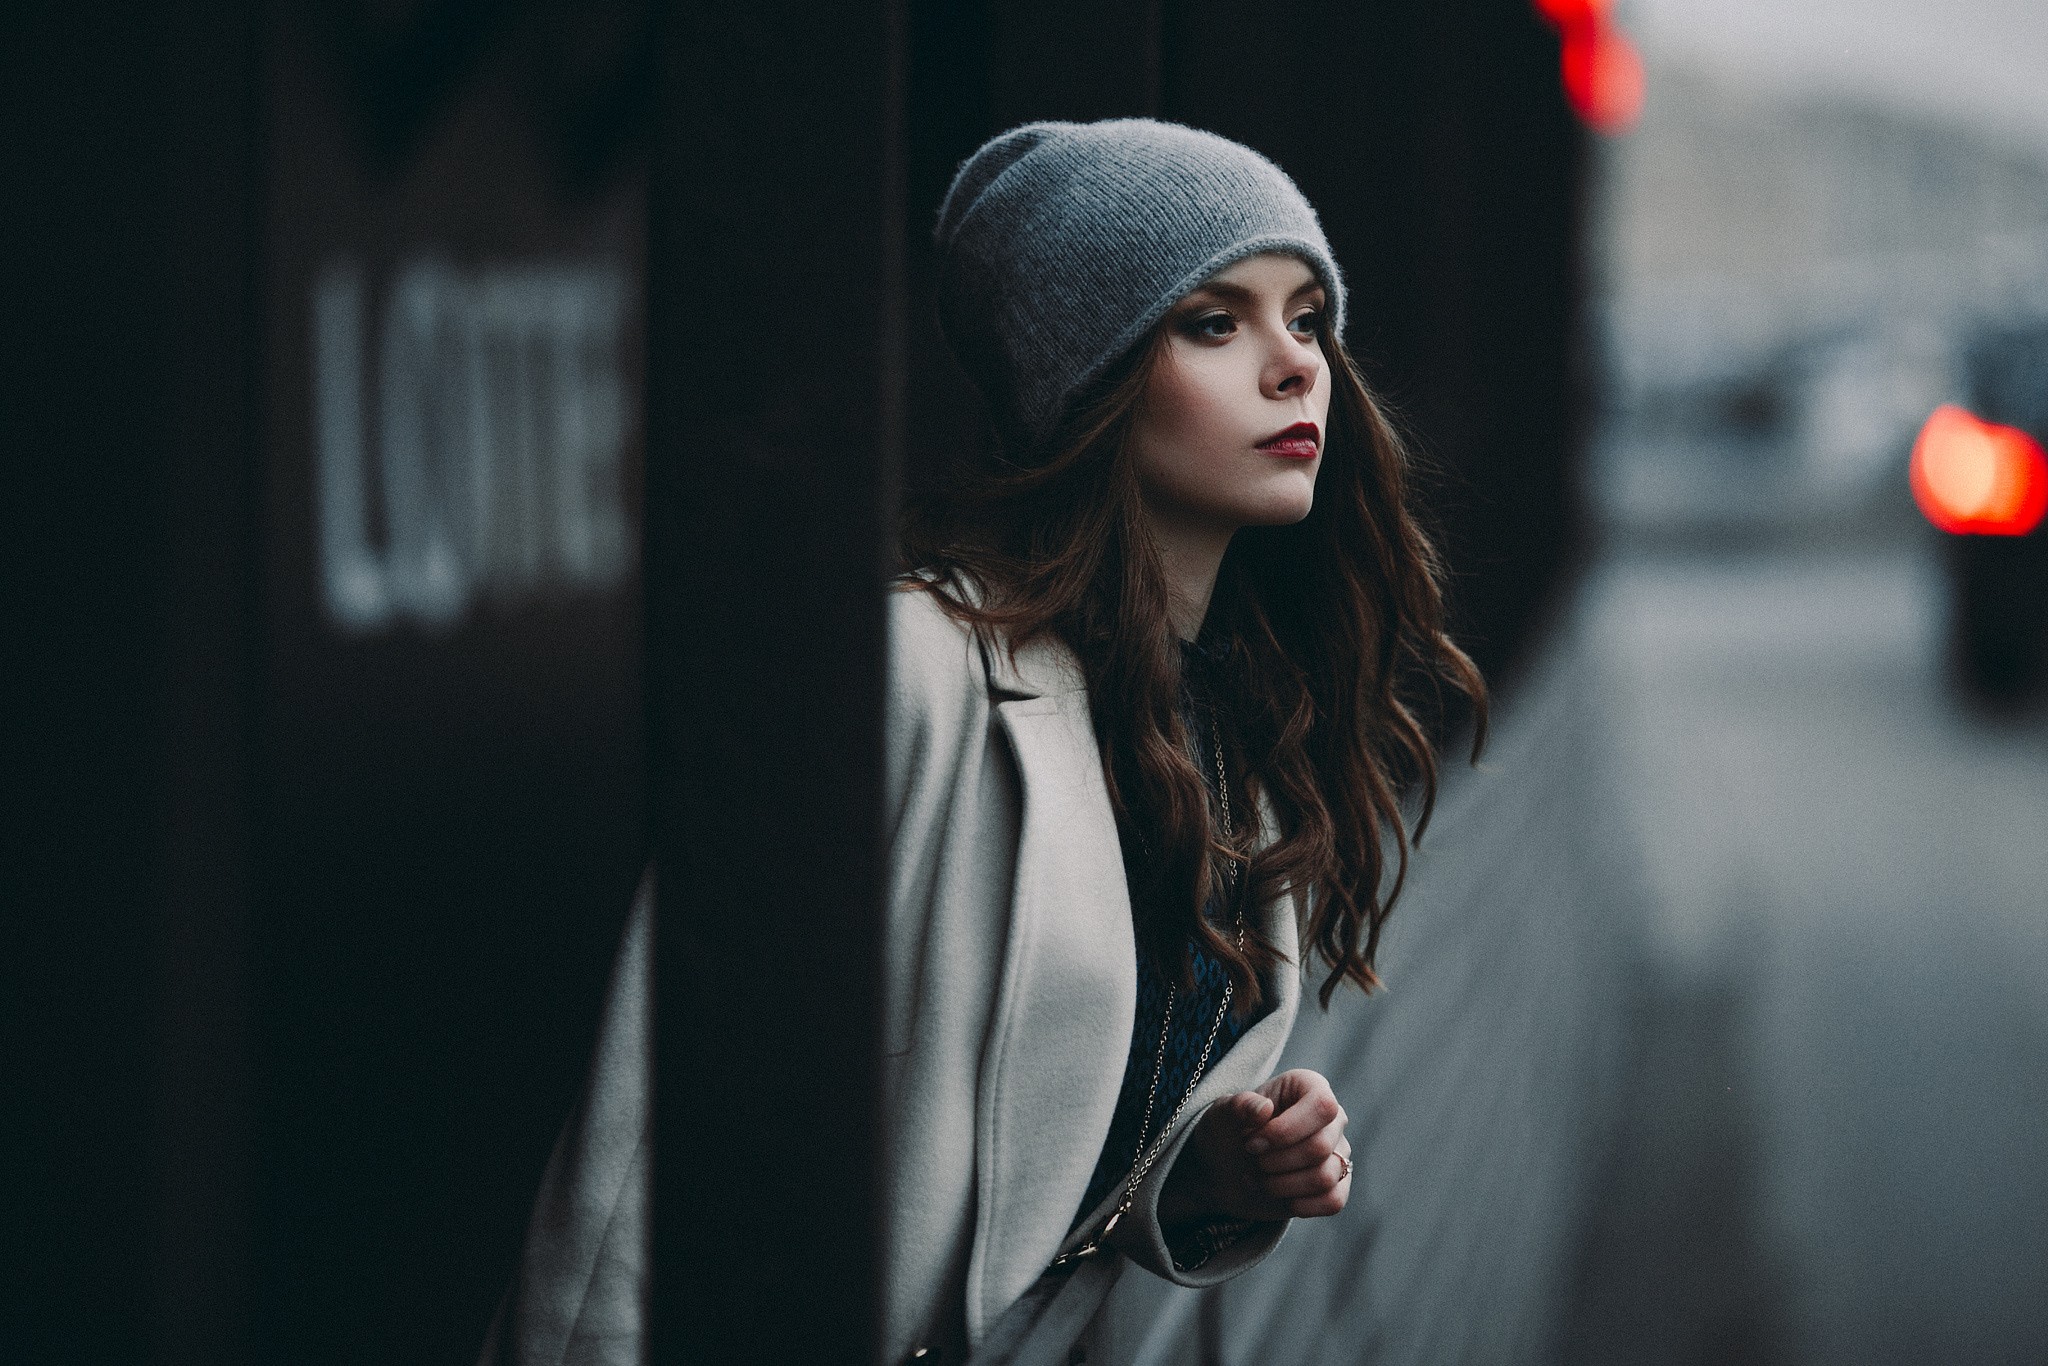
1054, 704, 1243, 1268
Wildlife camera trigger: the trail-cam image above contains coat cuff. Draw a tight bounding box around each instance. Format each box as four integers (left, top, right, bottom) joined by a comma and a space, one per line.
1106, 1095, 1289, 1286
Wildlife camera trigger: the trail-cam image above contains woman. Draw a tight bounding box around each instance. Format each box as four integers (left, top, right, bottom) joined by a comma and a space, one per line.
487, 119, 1482, 1366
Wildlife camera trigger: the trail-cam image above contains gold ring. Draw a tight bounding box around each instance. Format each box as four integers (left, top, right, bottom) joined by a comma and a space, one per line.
1337, 1152, 1353, 1183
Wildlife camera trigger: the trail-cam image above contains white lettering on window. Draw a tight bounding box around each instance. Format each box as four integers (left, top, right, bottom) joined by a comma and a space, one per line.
313, 257, 632, 633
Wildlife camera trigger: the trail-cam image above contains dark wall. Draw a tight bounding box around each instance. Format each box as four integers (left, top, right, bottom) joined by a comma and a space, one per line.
251, 6, 651, 1359
1174, 0, 1588, 681
7, 6, 257, 1360
9, 4, 652, 1362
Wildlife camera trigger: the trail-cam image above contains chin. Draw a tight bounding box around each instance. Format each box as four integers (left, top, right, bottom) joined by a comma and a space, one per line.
1217, 500, 1313, 531
1236, 475, 1317, 527
1249, 500, 1314, 527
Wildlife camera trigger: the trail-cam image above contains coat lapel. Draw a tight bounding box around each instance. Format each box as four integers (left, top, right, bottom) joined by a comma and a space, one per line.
963, 630, 1308, 1340
967, 665, 1136, 1339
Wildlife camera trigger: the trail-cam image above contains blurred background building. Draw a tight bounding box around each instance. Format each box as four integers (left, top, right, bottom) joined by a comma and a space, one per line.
1593, 0, 2048, 539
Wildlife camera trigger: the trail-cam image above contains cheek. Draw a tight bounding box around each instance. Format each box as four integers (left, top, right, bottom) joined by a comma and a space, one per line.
1133, 379, 1236, 509
1142, 354, 1234, 450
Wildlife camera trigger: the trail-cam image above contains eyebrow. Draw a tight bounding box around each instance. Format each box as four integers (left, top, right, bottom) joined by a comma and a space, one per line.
1178, 276, 1327, 308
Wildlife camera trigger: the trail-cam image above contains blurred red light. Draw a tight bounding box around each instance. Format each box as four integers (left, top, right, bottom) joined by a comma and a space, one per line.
1910, 404, 2048, 537
1561, 24, 1646, 133
1532, 0, 1643, 135
1533, 0, 1608, 26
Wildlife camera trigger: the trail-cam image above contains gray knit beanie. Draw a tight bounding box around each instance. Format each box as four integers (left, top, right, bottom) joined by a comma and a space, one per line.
934, 117, 1346, 451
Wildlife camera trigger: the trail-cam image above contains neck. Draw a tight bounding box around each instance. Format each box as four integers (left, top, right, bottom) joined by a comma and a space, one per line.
1145, 510, 1235, 643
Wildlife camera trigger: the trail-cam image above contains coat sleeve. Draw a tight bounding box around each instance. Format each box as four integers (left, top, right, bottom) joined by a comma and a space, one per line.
876, 582, 998, 1359
485, 586, 987, 1366
479, 871, 651, 1366
879, 580, 993, 1062
884, 582, 985, 844
1106, 1095, 1290, 1285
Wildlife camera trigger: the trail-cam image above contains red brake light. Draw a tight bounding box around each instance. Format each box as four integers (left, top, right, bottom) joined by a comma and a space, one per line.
1532, 0, 1643, 134
1532, 0, 1606, 26
1561, 24, 1646, 133
1910, 404, 2048, 537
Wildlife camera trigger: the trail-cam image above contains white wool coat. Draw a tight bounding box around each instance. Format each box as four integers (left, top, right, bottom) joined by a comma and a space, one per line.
484, 583, 1304, 1366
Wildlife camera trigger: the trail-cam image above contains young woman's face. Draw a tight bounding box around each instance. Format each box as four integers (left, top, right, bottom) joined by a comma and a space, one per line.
1128, 252, 1332, 540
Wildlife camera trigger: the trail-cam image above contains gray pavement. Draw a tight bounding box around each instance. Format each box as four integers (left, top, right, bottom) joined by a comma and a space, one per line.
1567, 535, 2048, 1364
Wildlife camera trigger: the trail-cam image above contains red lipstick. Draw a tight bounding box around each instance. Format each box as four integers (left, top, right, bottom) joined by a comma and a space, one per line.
1257, 421, 1321, 460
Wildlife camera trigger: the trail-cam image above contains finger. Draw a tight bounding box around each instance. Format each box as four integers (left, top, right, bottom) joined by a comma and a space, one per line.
1255, 1121, 1344, 1174
1253, 1068, 1315, 1105
1262, 1151, 1349, 1200
1245, 1088, 1343, 1156
1201, 1092, 1271, 1148
1288, 1188, 1349, 1219
1193, 1094, 1273, 1174
1230, 1091, 1276, 1132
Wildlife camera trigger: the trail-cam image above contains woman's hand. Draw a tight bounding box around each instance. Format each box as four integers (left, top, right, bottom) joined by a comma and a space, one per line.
1158, 1068, 1352, 1228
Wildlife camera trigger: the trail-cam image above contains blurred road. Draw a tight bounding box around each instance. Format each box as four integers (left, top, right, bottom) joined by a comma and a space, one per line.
1566, 535, 2048, 1364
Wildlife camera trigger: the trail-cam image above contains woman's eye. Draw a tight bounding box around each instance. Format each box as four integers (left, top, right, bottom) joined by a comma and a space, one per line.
1290, 309, 1325, 337
1184, 311, 1236, 340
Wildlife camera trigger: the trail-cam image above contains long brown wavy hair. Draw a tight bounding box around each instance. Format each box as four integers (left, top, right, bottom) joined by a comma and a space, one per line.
899, 312, 1486, 1011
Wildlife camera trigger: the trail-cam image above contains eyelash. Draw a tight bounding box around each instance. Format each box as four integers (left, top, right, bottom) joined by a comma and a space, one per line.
1180, 309, 1325, 340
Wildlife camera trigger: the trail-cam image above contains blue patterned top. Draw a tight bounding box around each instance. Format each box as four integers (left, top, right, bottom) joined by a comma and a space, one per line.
1070, 636, 1269, 1229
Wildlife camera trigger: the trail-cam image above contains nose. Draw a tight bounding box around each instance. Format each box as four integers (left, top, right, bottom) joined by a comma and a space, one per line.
1262, 326, 1322, 402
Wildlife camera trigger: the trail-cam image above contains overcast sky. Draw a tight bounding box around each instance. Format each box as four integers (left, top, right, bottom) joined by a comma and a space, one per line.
1620, 0, 2048, 152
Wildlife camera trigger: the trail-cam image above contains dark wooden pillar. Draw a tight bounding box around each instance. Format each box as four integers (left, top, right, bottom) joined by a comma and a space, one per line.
5, 5, 261, 1361
645, 3, 903, 1359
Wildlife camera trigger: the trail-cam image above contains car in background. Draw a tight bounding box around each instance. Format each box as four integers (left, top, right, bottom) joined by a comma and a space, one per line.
1912, 324, 2048, 703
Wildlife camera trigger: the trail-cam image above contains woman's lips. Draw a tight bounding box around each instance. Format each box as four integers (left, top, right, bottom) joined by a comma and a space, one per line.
1257, 422, 1321, 459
